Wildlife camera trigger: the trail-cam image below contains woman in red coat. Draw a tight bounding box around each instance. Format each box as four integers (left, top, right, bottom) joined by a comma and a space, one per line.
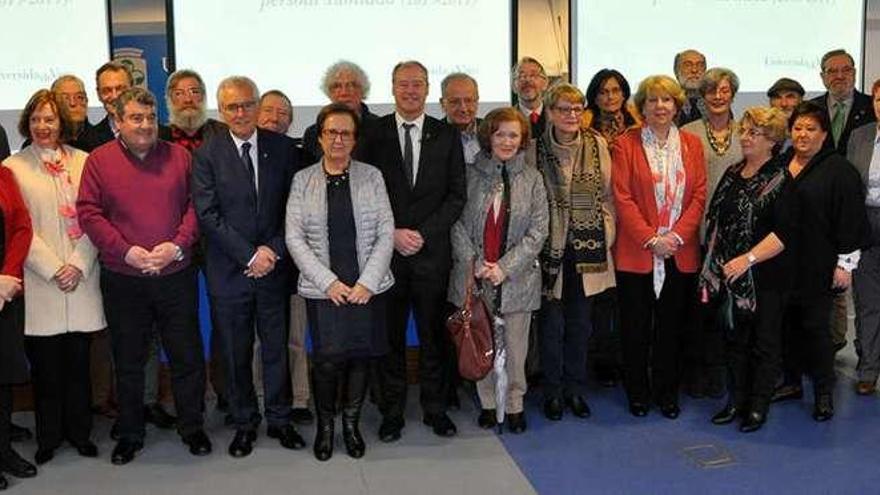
0, 166, 35, 490
611, 75, 707, 419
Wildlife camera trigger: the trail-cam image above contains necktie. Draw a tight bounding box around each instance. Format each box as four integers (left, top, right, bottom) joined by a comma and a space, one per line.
530, 111, 539, 125
240, 142, 256, 193
403, 123, 415, 186
831, 101, 846, 146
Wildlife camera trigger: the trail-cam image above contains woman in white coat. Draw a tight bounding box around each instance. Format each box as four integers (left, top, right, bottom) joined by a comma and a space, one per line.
3, 90, 105, 465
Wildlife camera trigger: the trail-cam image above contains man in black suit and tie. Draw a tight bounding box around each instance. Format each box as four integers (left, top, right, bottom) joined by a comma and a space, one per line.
193, 76, 304, 458
357, 60, 466, 442
440, 72, 482, 168
513, 57, 549, 138
810, 49, 877, 155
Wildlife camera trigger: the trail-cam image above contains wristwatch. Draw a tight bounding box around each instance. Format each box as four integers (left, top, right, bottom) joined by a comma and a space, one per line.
746, 252, 757, 266
172, 244, 184, 262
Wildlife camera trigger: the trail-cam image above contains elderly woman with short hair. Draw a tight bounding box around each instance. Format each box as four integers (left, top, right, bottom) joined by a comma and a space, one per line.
700, 107, 797, 432
535, 83, 616, 421
612, 75, 707, 419
449, 107, 547, 433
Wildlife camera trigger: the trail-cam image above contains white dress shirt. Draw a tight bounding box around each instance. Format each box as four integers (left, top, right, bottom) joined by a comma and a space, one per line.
395, 112, 425, 185
230, 129, 259, 190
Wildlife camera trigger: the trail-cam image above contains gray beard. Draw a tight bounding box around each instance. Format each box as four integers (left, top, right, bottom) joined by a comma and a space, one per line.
169, 107, 207, 133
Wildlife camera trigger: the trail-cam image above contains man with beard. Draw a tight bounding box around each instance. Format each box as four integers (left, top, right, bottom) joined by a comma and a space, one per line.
512, 57, 549, 138
440, 72, 481, 166
166, 70, 227, 153
674, 49, 707, 126
767, 78, 805, 152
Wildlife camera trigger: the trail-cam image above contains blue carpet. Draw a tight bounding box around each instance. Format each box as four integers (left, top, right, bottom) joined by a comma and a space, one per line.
499, 379, 880, 495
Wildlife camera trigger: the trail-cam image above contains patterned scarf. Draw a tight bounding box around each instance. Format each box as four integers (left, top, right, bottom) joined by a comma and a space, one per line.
34, 146, 82, 240
537, 128, 607, 299
641, 126, 686, 298
700, 157, 788, 312
596, 111, 625, 143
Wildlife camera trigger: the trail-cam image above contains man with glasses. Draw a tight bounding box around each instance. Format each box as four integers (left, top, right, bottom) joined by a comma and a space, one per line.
166, 69, 226, 153
440, 72, 481, 166
302, 61, 378, 164
77, 87, 210, 464
50, 75, 95, 151
674, 49, 707, 126
810, 49, 876, 154
356, 60, 466, 443
193, 76, 304, 458
512, 57, 550, 138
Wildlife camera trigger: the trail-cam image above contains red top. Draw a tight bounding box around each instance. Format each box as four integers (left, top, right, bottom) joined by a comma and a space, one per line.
0, 167, 33, 279
483, 200, 506, 263
77, 139, 198, 277
611, 127, 706, 274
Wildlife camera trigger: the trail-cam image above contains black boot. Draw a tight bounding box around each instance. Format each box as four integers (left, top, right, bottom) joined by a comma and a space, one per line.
312, 360, 338, 462
342, 361, 368, 459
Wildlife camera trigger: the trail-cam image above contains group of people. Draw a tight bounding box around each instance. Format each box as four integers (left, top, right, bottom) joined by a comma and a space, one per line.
0, 45, 877, 490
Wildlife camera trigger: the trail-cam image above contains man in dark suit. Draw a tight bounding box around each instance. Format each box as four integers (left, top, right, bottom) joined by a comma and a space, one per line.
193, 76, 304, 458
440, 72, 482, 167
810, 49, 877, 155
674, 49, 707, 126
513, 57, 549, 138
356, 60, 466, 442
50, 75, 95, 152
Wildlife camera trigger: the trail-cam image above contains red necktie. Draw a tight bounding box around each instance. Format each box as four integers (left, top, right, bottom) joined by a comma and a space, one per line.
530, 111, 539, 125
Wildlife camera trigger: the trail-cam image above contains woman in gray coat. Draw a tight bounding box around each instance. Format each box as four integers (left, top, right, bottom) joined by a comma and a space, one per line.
286, 103, 394, 461
449, 107, 548, 434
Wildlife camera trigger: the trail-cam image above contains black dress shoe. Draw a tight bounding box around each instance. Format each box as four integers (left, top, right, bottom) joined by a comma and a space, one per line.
423, 413, 457, 438
0, 450, 37, 478
812, 394, 834, 422
267, 425, 306, 450
477, 409, 497, 429
628, 402, 649, 417
110, 440, 143, 465
543, 397, 564, 421
378, 416, 404, 443
182, 430, 212, 456
313, 418, 334, 462
739, 411, 766, 433
341, 419, 365, 459
659, 403, 680, 420
291, 408, 314, 425
0, 472, 7, 490
9, 423, 32, 443
506, 412, 527, 434
711, 404, 740, 425
71, 440, 99, 458
771, 384, 803, 403
227, 430, 257, 458
144, 403, 177, 430
566, 396, 592, 418
33, 448, 54, 466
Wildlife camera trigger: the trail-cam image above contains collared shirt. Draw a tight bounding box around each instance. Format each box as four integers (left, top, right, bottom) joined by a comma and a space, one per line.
108, 116, 119, 137
229, 129, 259, 190
170, 125, 206, 153
866, 127, 880, 207
826, 92, 854, 125
395, 112, 425, 183
518, 102, 543, 122
460, 122, 481, 165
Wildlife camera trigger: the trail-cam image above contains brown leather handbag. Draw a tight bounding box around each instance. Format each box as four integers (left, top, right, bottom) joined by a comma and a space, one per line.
446, 264, 495, 381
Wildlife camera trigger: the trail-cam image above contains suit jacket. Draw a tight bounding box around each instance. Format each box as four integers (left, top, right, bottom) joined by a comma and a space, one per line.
193, 128, 300, 299
355, 113, 466, 282
847, 122, 878, 185
810, 90, 876, 155
611, 126, 707, 274
81, 116, 172, 152
0, 124, 10, 161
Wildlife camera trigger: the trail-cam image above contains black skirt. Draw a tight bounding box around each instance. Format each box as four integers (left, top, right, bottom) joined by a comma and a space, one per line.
306, 292, 388, 360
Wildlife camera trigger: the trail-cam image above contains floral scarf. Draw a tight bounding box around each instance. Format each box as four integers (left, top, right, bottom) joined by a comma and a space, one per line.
641, 126, 686, 298
34, 146, 83, 240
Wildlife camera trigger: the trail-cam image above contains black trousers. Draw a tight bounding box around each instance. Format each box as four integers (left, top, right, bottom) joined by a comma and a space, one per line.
782, 292, 836, 396
0, 385, 11, 454
381, 259, 450, 418
25, 332, 92, 449
617, 261, 695, 405
101, 267, 205, 441
588, 287, 621, 376
727, 290, 787, 414
212, 286, 291, 431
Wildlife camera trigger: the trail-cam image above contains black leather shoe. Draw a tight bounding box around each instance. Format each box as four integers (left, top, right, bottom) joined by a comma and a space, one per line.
771, 384, 803, 403
313, 417, 334, 462
110, 440, 143, 465
71, 440, 99, 458
9, 423, 32, 443
812, 395, 834, 422
507, 412, 527, 434
182, 430, 212, 456
144, 403, 177, 430
567, 396, 592, 418
267, 425, 306, 450
341, 419, 365, 459
629, 402, 649, 417
0, 472, 7, 490
477, 409, 497, 429
543, 397, 564, 421
711, 404, 740, 425
0, 450, 37, 478
227, 430, 256, 458
423, 413, 457, 438
378, 416, 404, 443
291, 408, 314, 425
659, 403, 680, 420
33, 448, 54, 466
739, 411, 766, 433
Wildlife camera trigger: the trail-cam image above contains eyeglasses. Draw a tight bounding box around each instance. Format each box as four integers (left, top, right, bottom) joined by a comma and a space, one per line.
444, 97, 477, 108
823, 66, 855, 77
516, 72, 546, 82
322, 128, 355, 142
598, 87, 622, 98
222, 100, 257, 114
57, 92, 87, 105
171, 87, 203, 99
553, 105, 585, 116
738, 128, 766, 139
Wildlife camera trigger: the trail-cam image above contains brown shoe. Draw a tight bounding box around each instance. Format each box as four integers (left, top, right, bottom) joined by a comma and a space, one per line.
856, 381, 877, 396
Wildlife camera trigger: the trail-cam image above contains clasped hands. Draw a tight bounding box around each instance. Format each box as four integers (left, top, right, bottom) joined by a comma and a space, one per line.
394, 228, 424, 257
53, 264, 83, 292
244, 246, 279, 278
326, 281, 373, 306
125, 242, 179, 276
475, 261, 505, 286
649, 232, 681, 259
